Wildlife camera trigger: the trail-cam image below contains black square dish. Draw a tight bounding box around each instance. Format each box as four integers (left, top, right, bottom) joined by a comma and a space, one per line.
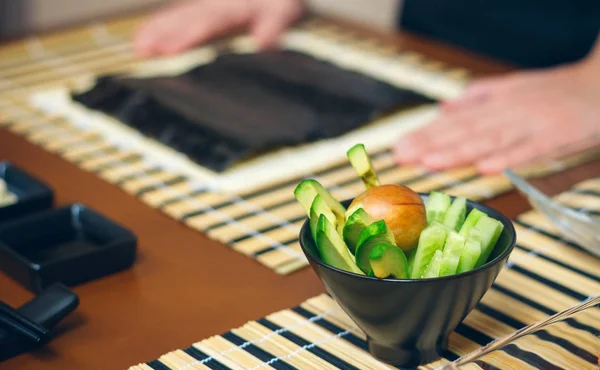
0, 161, 54, 224
0, 204, 137, 293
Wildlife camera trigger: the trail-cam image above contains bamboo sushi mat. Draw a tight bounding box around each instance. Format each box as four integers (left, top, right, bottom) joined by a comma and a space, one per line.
0, 14, 598, 275
130, 177, 600, 370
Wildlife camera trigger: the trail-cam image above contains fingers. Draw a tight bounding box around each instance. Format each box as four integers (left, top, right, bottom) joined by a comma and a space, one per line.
475, 132, 561, 174
133, 0, 252, 57
157, 12, 230, 55
442, 73, 522, 112
421, 123, 528, 170
475, 122, 594, 174
133, 0, 303, 57
251, 13, 292, 49
133, 0, 197, 57
394, 99, 504, 164
251, 1, 304, 49
442, 77, 502, 111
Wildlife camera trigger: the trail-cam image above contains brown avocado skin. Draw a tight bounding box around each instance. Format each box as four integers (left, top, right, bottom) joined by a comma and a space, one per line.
349, 184, 426, 251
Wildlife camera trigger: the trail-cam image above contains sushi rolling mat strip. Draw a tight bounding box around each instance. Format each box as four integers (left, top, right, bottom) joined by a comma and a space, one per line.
0, 15, 597, 275
130, 177, 600, 370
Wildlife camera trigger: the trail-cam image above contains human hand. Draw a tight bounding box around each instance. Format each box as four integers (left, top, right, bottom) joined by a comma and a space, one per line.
393, 63, 600, 175
134, 0, 304, 57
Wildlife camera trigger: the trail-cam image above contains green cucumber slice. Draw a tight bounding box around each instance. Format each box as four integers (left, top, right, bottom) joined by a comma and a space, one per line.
439, 231, 466, 276
459, 208, 486, 237
425, 191, 451, 224
423, 250, 443, 278
410, 222, 448, 279
294, 180, 346, 228
473, 216, 504, 267
343, 208, 375, 253
316, 215, 363, 275
457, 228, 482, 273
347, 143, 379, 188
369, 244, 409, 279
355, 220, 396, 274
309, 194, 337, 242
443, 197, 467, 232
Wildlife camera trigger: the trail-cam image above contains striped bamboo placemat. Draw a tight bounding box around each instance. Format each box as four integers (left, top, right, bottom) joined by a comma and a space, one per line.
129, 177, 600, 370
0, 14, 597, 275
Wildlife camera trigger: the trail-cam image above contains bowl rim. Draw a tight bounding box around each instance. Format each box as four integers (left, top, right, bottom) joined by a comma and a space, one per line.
298, 193, 517, 283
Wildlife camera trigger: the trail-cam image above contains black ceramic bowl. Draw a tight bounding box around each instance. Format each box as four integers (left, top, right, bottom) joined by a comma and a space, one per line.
298, 195, 516, 367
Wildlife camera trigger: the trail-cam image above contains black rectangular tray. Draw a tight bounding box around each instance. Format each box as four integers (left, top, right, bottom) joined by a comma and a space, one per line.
0, 204, 137, 293
0, 161, 54, 224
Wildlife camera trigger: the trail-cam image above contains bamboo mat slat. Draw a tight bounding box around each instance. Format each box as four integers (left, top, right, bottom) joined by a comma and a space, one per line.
0, 14, 597, 275
130, 177, 600, 370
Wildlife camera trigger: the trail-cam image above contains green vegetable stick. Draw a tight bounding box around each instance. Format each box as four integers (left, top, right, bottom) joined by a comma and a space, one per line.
443, 197, 467, 232
423, 250, 443, 278
309, 195, 337, 242
369, 244, 409, 279
439, 231, 466, 276
347, 144, 380, 189
457, 228, 482, 273
474, 216, 504, 267
343, 208, 375, 253
459, 208, 486, 237
410, 222, 448, 278
425, 191, 451, 224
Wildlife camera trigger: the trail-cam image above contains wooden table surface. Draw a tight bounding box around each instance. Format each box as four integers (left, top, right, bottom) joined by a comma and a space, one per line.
0, 17, 598, 370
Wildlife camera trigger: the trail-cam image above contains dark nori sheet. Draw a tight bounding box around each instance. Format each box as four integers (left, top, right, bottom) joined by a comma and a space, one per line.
72, 50, 436, 172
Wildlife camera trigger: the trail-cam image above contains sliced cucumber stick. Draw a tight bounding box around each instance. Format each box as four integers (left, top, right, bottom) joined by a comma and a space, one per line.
294, 179, 346, 227
347, 144, 379, 189
410, 222, 448, 278
423, 250, 443, 278
473, 216, 504, 267
343, 208, 375, 253
457, 228, 482, 273
459, 208, 486, 237
426, 191, 451, 224
309, 194, 337, 241
355, 220, 396, 274
369, 244, 409, 279
439, 231, 466, 276
316, 215, 364, 275
443, 197, 467, 232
